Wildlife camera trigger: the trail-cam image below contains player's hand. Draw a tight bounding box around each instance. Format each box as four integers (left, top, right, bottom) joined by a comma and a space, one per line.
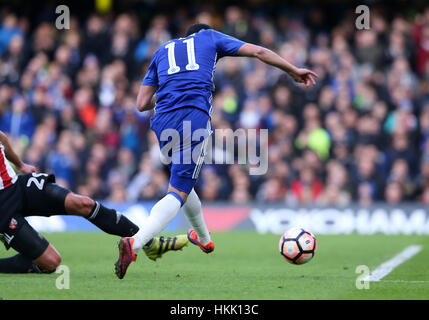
290, 68, 318, 87
18, 163, 38, 173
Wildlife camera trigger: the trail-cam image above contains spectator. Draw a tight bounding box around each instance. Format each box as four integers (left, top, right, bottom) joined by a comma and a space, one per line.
0, 95, 35, 141
290, 168, 323, 204
385, 181, 404, 204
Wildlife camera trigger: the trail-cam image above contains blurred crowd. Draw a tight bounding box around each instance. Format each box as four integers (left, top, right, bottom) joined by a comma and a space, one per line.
1, 3, 429, 206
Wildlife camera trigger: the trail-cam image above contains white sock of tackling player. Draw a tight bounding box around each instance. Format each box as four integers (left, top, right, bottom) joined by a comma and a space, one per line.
132, 192, 183, 253
183, 189, 211, 245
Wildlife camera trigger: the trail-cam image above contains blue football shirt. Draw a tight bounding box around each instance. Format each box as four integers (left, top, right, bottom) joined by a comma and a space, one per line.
142, 29, 245, 116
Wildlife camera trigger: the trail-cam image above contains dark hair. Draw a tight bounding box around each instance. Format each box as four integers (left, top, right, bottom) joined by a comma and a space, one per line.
186, 23, 212, 36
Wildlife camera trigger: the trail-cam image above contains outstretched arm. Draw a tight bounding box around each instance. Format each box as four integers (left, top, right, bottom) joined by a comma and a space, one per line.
237, 43, 318, 87
136, 85, 157, 112
0, 130, 37, 173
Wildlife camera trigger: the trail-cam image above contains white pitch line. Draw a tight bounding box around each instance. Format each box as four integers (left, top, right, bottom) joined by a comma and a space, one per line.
363, 245, 423, 282
379, 280, 427, 283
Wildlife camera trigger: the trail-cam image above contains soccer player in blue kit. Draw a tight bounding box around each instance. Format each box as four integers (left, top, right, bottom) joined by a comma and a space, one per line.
114, 24, 318, 279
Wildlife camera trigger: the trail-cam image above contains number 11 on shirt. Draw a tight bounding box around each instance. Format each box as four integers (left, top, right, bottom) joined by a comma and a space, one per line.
165, 37, 200, 74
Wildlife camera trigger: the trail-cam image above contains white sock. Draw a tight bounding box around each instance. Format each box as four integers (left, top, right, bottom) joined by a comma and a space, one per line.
183, 189, 211, 245
132, 193, 182, 253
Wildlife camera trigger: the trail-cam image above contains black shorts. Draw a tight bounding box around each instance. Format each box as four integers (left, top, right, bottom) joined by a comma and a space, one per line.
0, 173, 70, 259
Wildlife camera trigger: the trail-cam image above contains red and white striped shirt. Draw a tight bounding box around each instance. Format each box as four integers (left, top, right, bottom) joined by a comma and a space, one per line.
0, 143, 17, 190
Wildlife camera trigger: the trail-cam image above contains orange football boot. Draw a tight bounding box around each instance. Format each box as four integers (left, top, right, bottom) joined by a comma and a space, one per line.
187, 228, 214, 253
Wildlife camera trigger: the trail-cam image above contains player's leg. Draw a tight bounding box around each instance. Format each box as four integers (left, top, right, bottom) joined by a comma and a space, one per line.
32, 245, 61, 273
183, 188, 213, 252
0, 253, 41, 273
30, 180, 139, 238
139, 183, 190, 261
19, 173, 138, 237
131, 184, 187, 252
63, 190, 139, 237
115, 183, 188, 279
180, 114, 213, 252
0, 216, 60, 273
115, 108, 212, 278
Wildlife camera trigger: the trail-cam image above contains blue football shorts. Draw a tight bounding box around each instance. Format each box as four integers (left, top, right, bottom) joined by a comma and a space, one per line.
150, 106, 212, 195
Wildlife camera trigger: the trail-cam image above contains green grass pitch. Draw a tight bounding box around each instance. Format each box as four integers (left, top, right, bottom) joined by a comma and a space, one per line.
0, 231, 428, 300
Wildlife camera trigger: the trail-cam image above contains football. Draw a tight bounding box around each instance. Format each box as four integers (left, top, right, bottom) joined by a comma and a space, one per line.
279, 227, 317, 265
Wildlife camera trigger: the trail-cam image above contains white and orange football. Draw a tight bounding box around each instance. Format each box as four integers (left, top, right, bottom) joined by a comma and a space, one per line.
279, 227, 317, 265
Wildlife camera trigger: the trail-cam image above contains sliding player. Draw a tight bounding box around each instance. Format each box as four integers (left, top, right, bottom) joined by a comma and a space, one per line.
114, 24, 317, 278
0, 130, 188, 274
